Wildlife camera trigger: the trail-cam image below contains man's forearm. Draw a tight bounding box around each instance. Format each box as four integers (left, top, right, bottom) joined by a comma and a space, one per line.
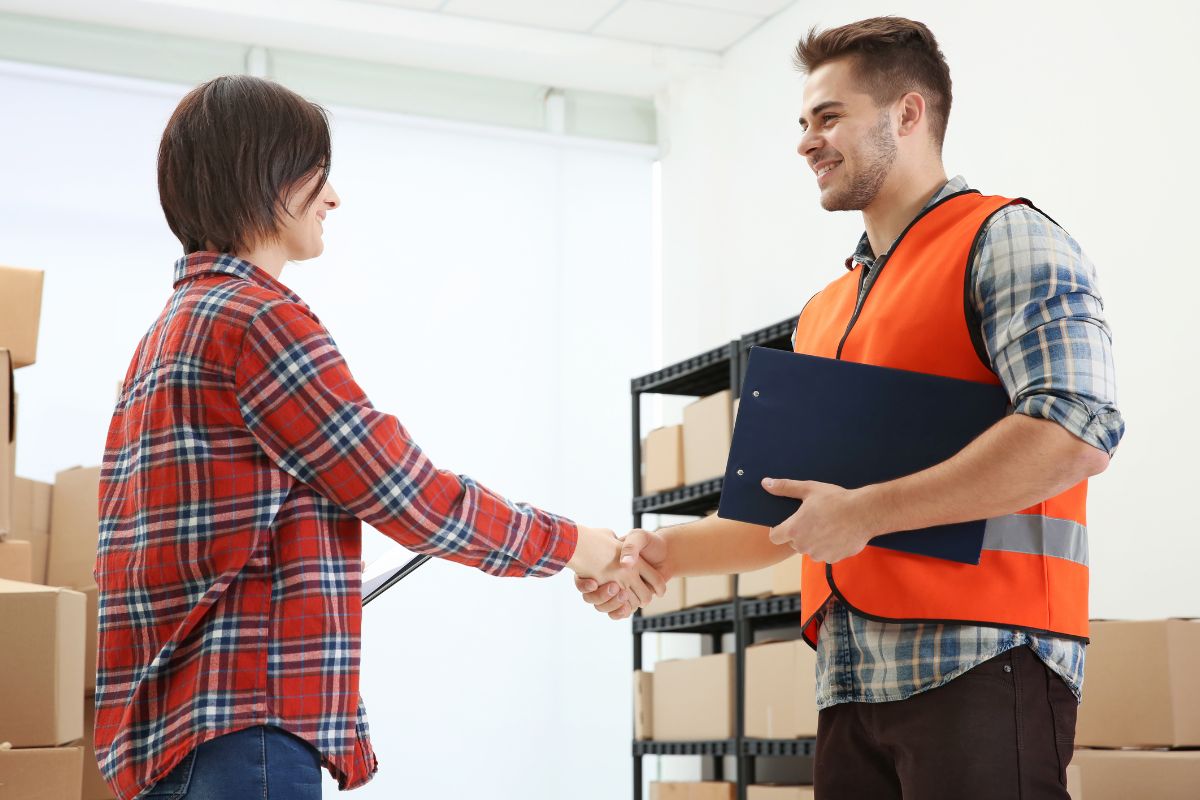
856, 413, 1110, 536
660, 514, 792, 578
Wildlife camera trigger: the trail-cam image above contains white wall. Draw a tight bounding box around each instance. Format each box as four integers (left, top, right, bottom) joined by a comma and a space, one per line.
656, 0, 1200, 620
0, 61, 654, 799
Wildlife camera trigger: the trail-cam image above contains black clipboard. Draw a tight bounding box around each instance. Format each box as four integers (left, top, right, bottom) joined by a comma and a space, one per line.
718, 347, 1011, 565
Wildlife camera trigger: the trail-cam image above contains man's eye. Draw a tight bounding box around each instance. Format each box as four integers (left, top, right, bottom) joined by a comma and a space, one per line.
822, 114, 839, 126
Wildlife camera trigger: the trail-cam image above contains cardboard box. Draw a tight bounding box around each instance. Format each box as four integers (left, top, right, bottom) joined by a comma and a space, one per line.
1070, 749, 1200, 800
0, 745, 83, 800
0, 265, 44, 369
0, 539, 32, 582
684, 574, 733, 608
81, 695, 117, 799
747, 787, 815, 800
745, 639, 818, 739
0, 351, 12, 542
1075, 620, 1200, 747
634, 670, 653, 740
46, 466, 102, 590
652, 653, 734, 740
737, 564, 773, 598
1066, 763, 1082, 800
683, 390, 732, 484
0, 579, 86, 746
643, 577, 685, 617
649, 782, 735, 800
10, 476, 52, 583
771, 556, 802, 596
82, 584, 98, 695
643, 425, 685, 494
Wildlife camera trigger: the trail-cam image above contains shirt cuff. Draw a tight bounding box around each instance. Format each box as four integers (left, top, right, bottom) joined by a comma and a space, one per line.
1013, 392, 1125, 455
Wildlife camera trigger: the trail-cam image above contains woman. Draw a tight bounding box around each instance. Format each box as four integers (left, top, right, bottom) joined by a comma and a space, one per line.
93, 75, 660, 800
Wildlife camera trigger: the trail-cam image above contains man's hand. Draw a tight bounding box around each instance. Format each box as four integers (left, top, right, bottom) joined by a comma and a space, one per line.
574, 528, 668, 620
567, 525, 666, 608
761, 478, 879, 563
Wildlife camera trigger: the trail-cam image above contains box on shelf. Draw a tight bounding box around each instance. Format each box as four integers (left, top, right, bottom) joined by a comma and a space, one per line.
10, 476, 52, 583
46, 466, 103, 590
0, 538, 33, 582
1075, 619, 1200, 747
0, 745, 83, 800
747, 787, 815, 800
643, 425, 685, 494
684, 574, 733, 608
649, 781, 735, 800
1067, 763, 1082, 800
81, 695, 117, 799
634, 670, 653, 741
737, 564, 773, 598
0, 578, 86, 747
0, 265, 45, 369
0, 350, 12, 542
772, 556, 802, 596
643, 577, 685, 617
683, 390, 733, 485
652, 653, 734, 741
1070, 748, 1200, 800
745, 639, 818, 739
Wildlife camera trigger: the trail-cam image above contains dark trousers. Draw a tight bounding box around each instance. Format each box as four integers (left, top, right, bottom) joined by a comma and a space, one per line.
814, 645, 1077, 799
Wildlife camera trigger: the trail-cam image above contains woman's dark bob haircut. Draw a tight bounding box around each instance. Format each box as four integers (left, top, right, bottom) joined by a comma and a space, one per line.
158, 75, 332, 255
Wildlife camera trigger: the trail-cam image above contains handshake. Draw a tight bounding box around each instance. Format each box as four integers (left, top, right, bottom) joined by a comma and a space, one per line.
565, 526, 670, 620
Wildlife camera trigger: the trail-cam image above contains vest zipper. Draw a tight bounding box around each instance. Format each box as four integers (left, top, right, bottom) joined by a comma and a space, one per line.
834, 253, 889, 359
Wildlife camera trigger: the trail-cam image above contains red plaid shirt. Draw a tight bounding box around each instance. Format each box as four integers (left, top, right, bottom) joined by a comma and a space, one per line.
94, 252, 578, 799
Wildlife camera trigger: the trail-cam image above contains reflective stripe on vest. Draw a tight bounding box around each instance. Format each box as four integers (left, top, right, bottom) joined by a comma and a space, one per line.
793, 190, 1090, 646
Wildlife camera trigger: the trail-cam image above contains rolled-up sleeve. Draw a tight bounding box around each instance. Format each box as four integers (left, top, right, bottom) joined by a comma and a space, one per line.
972, 204, 1125, 454
232, 298, 577, 576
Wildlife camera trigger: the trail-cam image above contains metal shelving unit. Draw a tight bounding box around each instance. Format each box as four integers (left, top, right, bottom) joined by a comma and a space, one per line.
630, 317, 810, 800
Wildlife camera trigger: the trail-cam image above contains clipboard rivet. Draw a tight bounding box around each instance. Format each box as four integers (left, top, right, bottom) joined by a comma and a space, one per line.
737, 469, 745, 476
752, 390, 760, 398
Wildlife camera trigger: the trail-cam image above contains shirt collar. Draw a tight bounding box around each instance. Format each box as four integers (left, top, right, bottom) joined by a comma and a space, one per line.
844, 175, 971, 270
172, 251, 306, 307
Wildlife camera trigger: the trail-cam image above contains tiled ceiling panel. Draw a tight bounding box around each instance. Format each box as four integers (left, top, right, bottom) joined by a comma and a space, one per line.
592, 0, 762, 51
442, 0, 622, 32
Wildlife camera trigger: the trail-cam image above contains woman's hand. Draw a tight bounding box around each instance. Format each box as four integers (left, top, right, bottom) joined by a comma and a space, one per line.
567, 525, 666, 608
574, 528, 670, 619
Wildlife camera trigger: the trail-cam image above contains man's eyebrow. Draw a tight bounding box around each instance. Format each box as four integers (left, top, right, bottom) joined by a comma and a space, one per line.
799, 100, 846, 127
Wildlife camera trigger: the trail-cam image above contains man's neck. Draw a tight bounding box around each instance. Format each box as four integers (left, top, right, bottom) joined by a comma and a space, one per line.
861, 164, 949, 259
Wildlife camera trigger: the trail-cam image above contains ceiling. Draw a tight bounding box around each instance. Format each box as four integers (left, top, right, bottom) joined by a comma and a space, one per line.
352, 0, 797, 52
0, 0, 801, 96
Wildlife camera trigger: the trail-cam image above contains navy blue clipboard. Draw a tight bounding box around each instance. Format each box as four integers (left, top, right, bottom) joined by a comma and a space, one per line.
717, 347, 1012, 565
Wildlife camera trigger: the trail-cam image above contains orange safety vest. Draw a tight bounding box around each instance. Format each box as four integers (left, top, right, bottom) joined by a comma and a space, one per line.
793, 189, 1089, 647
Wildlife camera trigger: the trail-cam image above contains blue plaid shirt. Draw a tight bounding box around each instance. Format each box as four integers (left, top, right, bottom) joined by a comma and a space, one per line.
814, 176, 1124, 709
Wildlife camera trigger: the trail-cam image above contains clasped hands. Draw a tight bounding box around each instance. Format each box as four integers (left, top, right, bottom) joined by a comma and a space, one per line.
572, 477, 880, 619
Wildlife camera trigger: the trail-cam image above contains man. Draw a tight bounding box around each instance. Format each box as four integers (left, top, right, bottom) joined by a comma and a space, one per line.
578, 16, 1122, 799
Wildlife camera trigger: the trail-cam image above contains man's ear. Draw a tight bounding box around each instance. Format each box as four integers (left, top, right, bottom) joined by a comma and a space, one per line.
896, 91, 926, 137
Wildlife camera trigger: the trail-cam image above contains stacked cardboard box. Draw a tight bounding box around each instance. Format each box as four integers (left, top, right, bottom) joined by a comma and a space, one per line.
1, 266, 114, 798
640, 390, 735, 495
1070, 619, 1200, 799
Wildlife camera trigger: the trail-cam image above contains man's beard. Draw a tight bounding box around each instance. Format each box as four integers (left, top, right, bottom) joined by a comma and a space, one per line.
821, 113, 898, 212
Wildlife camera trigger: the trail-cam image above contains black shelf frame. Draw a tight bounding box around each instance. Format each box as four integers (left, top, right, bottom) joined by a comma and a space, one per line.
630, 319, 812, 800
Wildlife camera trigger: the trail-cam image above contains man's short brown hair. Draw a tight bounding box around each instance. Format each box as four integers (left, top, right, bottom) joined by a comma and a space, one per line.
158, 75, 332, 254
795, 17, 952, 149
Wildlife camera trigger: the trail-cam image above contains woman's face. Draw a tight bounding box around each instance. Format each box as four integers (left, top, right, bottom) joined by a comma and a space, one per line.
279, 168, 340, 262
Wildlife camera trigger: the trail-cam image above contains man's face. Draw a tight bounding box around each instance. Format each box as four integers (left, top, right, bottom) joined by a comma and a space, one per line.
798, 58, 897, 212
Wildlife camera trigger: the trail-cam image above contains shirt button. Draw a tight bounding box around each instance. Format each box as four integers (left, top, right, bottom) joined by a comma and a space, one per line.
1003, 665, 1013, 673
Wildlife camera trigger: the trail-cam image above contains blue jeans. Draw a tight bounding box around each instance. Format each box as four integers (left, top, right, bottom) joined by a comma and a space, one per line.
143, 726, 322, 799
